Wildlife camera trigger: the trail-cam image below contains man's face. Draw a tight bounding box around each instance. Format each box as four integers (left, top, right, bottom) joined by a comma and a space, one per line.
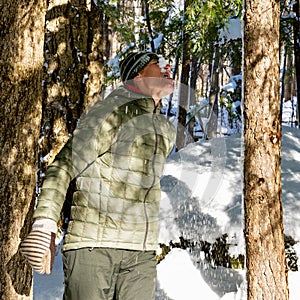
137, 59, 174, 97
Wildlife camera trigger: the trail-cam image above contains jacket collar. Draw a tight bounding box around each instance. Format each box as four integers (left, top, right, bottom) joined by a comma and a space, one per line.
122, 84, 162, 113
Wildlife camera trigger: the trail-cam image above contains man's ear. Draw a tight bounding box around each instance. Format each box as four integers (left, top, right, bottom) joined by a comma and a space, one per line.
134, 74, 143, 81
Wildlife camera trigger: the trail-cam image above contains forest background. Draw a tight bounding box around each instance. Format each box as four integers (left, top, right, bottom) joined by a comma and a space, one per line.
0, 0, 299, 299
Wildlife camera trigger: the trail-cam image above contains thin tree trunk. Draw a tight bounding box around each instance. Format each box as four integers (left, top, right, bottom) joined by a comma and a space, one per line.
190, 54, 200, 101
176, 36, 191, 150
206, 46, 220, 139
293, 0, 300, 127
243, 0, 289, 299
280, 45, 287, 123
175, 0, 192, 150
0, 1, 46, 299
283, 50, 295, 103
143, 0, 155, 52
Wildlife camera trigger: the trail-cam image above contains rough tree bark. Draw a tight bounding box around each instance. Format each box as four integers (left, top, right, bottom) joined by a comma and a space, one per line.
243, 0, 289, 299
143, 0, 155, 52
39, 0, 108, 228
206, 45, 220, 139
283, 50, 295, 105
175, 0, 192, 150
0, 1, 46, 299
293, 0, 300, 127
40, 0, 107, 172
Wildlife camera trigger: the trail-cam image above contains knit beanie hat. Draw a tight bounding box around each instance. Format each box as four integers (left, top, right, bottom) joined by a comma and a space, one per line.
119, 51, 159, 82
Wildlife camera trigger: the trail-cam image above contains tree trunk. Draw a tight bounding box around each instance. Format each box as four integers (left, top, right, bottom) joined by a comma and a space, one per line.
190, 54, 199, 102
0, 1, 46, 299
280, 45, 287, 123
293, 0, 300, 127
283, 50, 295, 103
39, 0, 107, 224
175, 0, 192, 150
143, 0, 155, 52
206, 46, 220, 139
243, 0, 289, 299
40, 0, 106, 168
176, 41, 191, 150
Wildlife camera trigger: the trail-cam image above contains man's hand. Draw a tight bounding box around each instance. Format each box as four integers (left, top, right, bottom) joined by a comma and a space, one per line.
20, 219, 57, 274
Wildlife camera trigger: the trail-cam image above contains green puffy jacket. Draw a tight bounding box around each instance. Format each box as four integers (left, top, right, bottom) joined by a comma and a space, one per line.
34, 86, 176, 251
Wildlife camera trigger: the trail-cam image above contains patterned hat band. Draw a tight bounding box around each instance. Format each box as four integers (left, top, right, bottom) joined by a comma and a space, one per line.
119, 51, 159, 82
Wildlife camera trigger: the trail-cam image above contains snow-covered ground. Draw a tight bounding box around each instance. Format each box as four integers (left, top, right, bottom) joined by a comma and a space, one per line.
34, 125, 300, 300
156, 125, 300, 300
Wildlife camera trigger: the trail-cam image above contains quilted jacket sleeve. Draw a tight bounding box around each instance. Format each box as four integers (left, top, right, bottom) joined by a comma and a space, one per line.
33, 139, 75, 222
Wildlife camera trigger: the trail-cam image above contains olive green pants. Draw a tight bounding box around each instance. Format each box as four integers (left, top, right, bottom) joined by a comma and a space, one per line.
62, 247, 157, 300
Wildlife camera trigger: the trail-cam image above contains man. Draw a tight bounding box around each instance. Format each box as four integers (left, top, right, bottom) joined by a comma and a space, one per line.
21, 51, 176, 300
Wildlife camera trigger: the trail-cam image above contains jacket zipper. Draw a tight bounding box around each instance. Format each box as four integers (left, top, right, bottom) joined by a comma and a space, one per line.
142, 105, 159, 250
